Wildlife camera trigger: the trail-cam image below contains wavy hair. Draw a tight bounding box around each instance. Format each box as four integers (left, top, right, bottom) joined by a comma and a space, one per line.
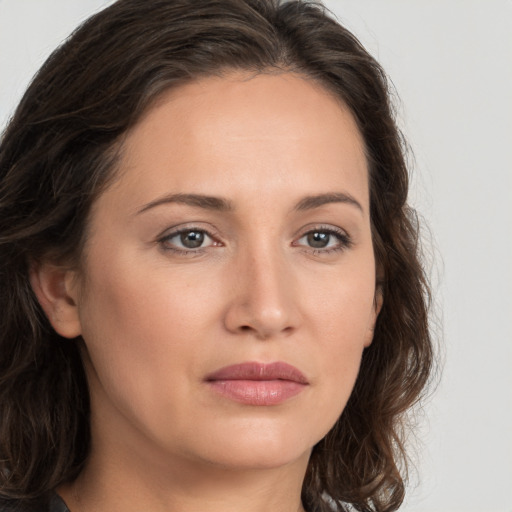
0, 1, 434, 510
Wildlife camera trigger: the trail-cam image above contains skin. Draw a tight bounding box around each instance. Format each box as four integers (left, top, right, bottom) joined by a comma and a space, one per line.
32, 72, 381, 512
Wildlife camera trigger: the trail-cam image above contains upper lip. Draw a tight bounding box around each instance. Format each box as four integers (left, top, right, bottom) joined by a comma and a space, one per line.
205, 361, 309, 384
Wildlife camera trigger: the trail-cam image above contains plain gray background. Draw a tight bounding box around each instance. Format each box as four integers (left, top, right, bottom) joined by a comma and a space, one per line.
1, 1, 511, 511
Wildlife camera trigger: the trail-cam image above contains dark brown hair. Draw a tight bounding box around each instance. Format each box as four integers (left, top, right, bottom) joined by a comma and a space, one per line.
0, 1, 434, 511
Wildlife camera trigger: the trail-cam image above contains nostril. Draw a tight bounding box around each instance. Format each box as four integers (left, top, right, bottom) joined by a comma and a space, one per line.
224, 299, 298, 339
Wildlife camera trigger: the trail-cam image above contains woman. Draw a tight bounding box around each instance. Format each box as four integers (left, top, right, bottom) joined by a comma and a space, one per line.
0, 1, 433, 511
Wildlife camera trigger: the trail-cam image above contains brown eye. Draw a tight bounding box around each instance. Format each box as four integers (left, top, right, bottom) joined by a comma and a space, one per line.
180, 230, 205, 248
160, 228, 215, 252
295, 227, 352, 254
306, 232, 331, 248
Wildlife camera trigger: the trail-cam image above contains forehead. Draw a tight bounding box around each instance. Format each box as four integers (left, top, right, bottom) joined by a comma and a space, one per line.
101, 72, 369, 214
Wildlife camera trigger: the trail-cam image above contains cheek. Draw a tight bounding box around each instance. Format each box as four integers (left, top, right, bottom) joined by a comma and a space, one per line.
79, 247, 216, 348
302, 262, 376, 418
75, 251, 219, 416
305, 257, 376, 346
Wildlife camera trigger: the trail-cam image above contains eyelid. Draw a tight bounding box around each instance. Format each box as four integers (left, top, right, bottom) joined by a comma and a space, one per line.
292, 224, 353, 253
157, 222, 221, 240
157, 224, 222, 254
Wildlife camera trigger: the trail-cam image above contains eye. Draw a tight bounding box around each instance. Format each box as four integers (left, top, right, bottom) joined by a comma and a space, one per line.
304, 231, 334, 249
294, 227, 352, 253
159, 228, 217, 253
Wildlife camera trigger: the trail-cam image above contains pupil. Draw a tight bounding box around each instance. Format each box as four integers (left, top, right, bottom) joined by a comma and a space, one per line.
307, 232, 329, 248
180, 231, 204, 248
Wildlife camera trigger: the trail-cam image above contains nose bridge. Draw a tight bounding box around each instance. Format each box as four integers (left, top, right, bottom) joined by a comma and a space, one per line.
225, 234, 298, 338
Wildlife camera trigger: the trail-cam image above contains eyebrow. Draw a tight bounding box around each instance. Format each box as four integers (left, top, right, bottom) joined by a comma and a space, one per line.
136, 193, 233, 214
294, 192, 364, 214
136, 191, 363, 215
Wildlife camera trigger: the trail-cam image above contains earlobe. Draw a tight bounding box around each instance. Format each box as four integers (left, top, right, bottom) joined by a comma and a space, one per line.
364, 288, 383, 348
29, 261, 82, 339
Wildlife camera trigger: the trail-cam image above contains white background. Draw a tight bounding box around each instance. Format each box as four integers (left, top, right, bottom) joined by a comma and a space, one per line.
1, 1, 511, 511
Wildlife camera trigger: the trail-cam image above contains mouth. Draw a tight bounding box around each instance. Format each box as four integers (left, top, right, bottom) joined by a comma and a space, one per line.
205, 361, 309, 406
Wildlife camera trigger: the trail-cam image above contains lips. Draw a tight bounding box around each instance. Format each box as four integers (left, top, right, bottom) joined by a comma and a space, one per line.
205, 361, 309, 406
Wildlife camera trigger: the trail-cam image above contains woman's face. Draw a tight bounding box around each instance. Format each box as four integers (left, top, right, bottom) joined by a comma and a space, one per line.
68, 72, 380, 472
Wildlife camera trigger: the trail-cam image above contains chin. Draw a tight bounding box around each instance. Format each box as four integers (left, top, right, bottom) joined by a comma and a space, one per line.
199, 444, 312, 472
180, 419, 319, 471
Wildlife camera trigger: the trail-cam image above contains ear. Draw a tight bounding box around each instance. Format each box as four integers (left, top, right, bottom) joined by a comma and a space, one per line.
364, 287, 383, 348
29, 261, 82, 339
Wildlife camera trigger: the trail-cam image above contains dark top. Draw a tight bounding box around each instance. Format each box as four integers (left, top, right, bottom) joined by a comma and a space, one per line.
47, 495, 69, 512
0, 494, 69, 512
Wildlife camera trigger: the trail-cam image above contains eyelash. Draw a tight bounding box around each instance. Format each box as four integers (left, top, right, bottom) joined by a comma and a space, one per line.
158, 227, 220, 256
157, 225, 352, 256
293, 226, 353, 255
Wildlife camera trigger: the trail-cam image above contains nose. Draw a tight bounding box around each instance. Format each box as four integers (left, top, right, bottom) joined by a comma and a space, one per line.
223, 247, 300, 340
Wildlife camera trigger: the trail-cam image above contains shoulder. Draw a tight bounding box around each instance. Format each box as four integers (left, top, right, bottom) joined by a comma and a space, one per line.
0, 494, 69, 512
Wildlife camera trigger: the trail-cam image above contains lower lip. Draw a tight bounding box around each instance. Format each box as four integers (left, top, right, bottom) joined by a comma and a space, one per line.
207, 380, 307, 406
